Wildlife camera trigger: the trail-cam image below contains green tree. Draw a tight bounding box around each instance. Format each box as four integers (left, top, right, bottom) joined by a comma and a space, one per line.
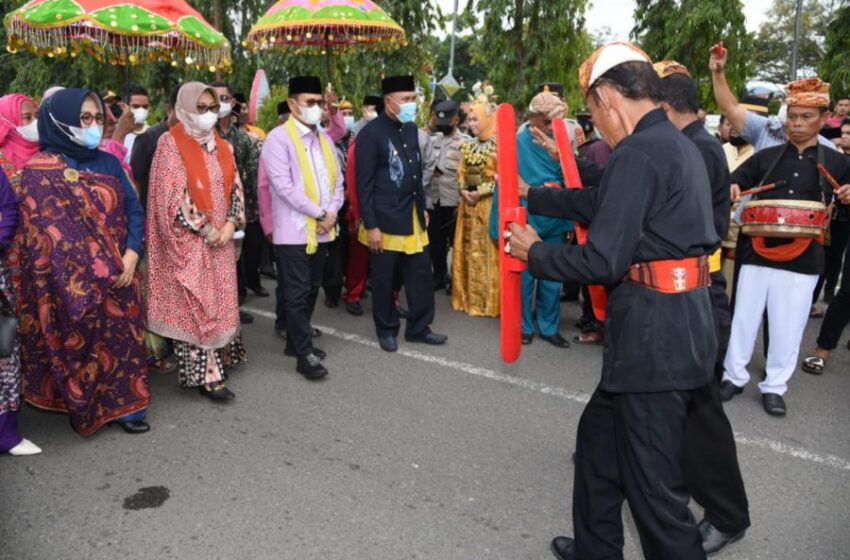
632, 0, 755, 111
470, 0, 594, 110
821, 3, 850, 97
753, 0, 828, 83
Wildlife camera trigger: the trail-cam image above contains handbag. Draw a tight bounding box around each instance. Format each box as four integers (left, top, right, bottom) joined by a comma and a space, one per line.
0, 289, 18, 358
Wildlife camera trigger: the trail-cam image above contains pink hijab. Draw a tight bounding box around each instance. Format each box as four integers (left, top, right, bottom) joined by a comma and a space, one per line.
0, 94, 40, 170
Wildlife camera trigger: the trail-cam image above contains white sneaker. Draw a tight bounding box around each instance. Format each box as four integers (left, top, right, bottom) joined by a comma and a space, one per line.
8, 438, 42, 456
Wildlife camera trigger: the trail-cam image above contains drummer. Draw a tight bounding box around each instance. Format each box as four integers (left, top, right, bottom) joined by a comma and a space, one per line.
720, 78, 850, 416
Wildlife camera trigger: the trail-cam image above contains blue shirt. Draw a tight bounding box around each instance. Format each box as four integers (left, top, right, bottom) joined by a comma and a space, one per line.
742, 111, 837, 152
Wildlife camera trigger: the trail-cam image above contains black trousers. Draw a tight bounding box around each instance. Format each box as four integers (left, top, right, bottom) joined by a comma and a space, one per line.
683, 383, 750, 534
818, 238, 850, 350
274, 244, 326, 357
573, 387, 705, 560
709, 273, 732, 382
370, 248, 434, 338
323, 211, 349, 300
239, 221, 266, 293
427, 203, 457, 285
825, 219, 850, 297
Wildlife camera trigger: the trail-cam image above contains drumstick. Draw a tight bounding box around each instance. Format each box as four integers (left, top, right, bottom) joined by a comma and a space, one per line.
816, 163, 843, 193
739, 181, 784, 198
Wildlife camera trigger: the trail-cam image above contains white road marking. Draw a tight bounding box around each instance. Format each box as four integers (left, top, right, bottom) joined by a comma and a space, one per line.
244, 307, 850, 473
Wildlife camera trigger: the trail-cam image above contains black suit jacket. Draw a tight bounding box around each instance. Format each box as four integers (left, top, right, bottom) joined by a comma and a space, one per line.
354, 113, 426, 235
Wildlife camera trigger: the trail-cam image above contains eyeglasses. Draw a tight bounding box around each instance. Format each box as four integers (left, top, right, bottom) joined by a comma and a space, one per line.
219, 95, 231, 103
80, 112, 105, 125
197, 104, 222, 114
299, 99, 327, 108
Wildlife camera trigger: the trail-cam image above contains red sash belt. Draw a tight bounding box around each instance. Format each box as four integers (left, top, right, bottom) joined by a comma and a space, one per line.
627, 256, 710, 294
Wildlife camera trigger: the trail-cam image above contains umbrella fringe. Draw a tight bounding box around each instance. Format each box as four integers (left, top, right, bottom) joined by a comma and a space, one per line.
5, 17, 232, 71
245, 22, 406, 53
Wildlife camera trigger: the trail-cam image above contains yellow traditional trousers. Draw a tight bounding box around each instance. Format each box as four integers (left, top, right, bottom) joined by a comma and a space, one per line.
451, 196, 500, 317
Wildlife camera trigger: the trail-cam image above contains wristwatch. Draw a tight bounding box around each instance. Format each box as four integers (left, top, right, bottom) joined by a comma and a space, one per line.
318, 210, 328, 222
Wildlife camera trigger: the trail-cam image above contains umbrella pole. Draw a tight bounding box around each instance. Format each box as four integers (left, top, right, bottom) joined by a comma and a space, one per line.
124, 64, 130, 97
326, 48, 333, 83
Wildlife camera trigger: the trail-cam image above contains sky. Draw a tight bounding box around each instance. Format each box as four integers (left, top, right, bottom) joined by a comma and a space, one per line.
435, 0, 771, 40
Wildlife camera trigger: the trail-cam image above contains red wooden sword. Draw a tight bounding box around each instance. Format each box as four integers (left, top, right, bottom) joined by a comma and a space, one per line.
552, 119, 607, 322
496, 103, 526, 364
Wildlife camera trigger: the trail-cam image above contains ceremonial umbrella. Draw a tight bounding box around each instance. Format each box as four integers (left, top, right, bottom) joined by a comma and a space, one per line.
4, 0, 231, 71
244, 0, 406, 77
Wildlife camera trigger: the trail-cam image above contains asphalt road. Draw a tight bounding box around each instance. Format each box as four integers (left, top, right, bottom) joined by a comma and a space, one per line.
2, 289, 849, 560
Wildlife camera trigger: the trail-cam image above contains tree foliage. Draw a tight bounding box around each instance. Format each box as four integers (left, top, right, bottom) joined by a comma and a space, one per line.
753, 0, 828, 83
632, 0, 755, 111
821, 2, 850, 97
470, 0, 593, 111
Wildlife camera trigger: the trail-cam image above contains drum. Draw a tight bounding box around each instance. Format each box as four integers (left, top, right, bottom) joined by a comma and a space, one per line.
741, 199, 827, 239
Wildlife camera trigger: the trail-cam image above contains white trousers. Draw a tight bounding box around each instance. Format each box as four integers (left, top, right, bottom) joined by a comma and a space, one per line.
723, 264, 818, 395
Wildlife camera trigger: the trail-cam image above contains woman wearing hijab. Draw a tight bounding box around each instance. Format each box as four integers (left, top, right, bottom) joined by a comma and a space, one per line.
146, 82, 245, 401
451, 93, 500, 317
15, 88, 150, 437
0, 94, 42, 455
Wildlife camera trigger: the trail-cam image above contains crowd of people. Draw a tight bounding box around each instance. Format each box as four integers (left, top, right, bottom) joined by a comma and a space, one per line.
0, 38, 848, 560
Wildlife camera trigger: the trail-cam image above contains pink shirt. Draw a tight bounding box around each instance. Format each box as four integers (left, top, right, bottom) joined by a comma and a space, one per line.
261, 119, 344, 245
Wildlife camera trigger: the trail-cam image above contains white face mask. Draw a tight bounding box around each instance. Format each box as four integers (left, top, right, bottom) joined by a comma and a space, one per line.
218, 102, 232, 119
344, 115, 355, 131
16, 120, 39, 143
131, 107, 149, 125
297, 104, 323, 126
191, 111, 219, 132
363, 110, 377, 122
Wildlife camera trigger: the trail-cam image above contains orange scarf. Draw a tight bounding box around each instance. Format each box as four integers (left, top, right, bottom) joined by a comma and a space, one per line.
170, 122, 236, 213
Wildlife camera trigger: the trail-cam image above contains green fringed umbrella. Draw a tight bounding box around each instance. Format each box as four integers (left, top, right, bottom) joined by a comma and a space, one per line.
4, 0, 231, 72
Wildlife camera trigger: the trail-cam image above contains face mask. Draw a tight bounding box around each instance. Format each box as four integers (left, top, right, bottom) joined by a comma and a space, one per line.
436, 125, 454, 136
344, 115, 355, 131
395, 102, 417, 124
363, 110, 377, 122
77, 125, 103, 149
16, 120, 39, 143
131, 107, 149, 125
297, 104, 322, 126
191, 111, 219, 132
218, 102, 232, 119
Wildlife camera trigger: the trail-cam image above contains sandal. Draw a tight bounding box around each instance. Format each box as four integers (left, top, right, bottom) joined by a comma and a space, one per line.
150, 356, 177, 373
809, 306, 825, 319
573, 331, 603, 345
199, 383, 235, 401
801, 356, 825, 375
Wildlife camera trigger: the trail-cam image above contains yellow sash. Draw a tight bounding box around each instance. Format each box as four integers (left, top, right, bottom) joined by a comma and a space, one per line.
284, 118, 338, 254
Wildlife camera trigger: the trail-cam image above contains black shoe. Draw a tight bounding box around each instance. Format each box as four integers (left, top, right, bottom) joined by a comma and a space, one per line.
296, 354, 328, 380
522, 333, 534, 345
405, 332, 448, 345
719, 380, 743, 402
199, 383, 235, 401
550, 536, 576, 560
540, 332, 570, 348
378, 336, 398, 352
312, 327, 322, 338
345, 301, 364, 316
762, 393, 786, 416
239, 310, 254, 324
116, 420, 150, 434
699, 520, 746, 555
247, 284, 270, 297
325, 296, 339, 308
285, 347, 326, 360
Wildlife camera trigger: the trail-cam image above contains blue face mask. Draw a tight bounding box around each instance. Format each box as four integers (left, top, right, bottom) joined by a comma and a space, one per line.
80, 125, 103, 149
396, 102, 417, 124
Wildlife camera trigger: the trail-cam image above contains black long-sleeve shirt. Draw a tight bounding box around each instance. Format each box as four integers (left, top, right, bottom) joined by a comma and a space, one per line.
732, 142, 850, 275
129, 120, 169, 207
682, 120, 731, 240
527, 109, 719, 392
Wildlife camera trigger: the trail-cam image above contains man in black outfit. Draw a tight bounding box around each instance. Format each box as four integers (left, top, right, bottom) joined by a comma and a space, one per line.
509, 43, 719, 560
130, 86, 180, 207
355, 76, 448, 352
657, 60, 751, 555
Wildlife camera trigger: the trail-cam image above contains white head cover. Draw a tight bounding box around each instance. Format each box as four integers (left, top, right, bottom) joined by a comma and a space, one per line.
579, 42, 651, 94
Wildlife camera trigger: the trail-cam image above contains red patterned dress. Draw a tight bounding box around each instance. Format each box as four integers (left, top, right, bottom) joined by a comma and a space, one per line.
146, 132, 246, 387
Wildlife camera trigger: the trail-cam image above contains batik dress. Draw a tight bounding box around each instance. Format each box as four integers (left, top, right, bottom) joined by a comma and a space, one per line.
145, 133, 246, 387
15, 154, 150, 435
0, 151, 22, 449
